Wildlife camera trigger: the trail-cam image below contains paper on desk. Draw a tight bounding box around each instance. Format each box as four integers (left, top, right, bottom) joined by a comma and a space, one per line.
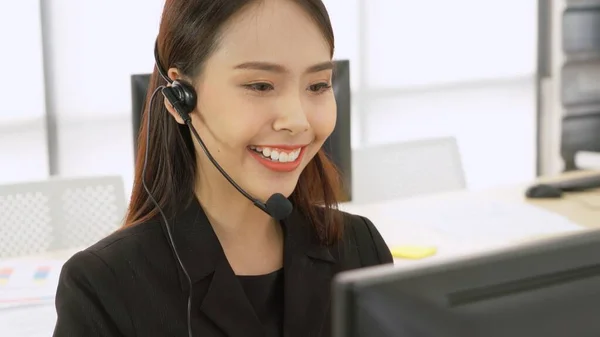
372, 198, 583, 246
345, 198, 586, 267
0, 259, 64, 310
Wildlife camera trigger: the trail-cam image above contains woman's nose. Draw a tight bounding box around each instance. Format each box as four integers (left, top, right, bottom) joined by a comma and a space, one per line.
272, 96, 310, 135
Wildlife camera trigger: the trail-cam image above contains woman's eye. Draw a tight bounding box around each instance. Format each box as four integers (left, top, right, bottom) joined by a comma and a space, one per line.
245, 82, 274, 92
309, 82, 332, 93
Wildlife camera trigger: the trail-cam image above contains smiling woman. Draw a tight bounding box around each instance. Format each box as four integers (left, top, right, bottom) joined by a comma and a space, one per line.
132, 0, 342, 244
52, 1, 393, 337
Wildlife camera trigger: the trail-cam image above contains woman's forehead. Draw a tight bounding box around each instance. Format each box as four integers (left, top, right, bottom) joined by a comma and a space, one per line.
208, 0, 331, 73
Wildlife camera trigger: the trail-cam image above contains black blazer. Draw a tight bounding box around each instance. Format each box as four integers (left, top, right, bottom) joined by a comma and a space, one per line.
52, 198, 393, 337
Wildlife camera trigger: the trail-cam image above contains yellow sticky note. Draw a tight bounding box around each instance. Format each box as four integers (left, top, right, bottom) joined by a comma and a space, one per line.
391, 245, 437, 260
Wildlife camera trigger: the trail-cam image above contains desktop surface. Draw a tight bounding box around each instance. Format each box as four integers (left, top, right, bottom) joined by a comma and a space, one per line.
333, 229, 600, 337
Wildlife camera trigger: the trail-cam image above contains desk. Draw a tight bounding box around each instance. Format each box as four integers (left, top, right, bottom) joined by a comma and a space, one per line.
339, 170, 600, 264
343, 170, 600, 226
344, 170, 600, 227
2, 172, 600, 336
463, 170, 600, 228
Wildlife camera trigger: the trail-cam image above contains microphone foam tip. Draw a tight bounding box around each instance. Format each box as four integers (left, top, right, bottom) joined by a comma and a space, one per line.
265, 193, 293, 221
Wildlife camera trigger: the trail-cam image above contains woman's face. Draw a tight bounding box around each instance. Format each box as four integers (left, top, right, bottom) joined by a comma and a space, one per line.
179, 0, 336, 202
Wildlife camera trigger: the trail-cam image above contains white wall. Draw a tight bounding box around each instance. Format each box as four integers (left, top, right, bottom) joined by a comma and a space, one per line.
364, 78, 536, 189
323, 0, 361, 89
365, 0, 536, 89
42, 0, 164, 120
40, 0, 165, 190
1, 0, 539, 195
357, 0, 538, 188
0, 1, 49, 184
0, 1, 47, 124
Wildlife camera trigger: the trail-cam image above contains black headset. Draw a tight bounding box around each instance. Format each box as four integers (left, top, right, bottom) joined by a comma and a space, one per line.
142, 39, 293, 337
141, 40, 197, 337
151, 40, 292, 220
152, 41, 196, 122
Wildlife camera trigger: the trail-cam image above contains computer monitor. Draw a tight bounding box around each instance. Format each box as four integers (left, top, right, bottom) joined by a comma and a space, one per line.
130, 60, 352, 200
332, 230, 600, 337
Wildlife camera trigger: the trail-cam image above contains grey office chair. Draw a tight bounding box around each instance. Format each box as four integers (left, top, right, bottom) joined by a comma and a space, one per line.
351, 137, 466, 204
0, 175, 126, 258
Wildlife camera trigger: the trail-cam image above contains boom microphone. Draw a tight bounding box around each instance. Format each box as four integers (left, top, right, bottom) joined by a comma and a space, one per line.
156, 42, 293, 221
178, 104, 293, 221
145, 40, 294, 337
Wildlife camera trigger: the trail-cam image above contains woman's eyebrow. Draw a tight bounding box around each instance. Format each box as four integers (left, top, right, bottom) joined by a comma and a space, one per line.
233, 61, 334, 74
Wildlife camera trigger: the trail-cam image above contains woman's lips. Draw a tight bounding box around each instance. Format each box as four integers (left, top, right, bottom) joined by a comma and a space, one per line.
247, 145, 307, 172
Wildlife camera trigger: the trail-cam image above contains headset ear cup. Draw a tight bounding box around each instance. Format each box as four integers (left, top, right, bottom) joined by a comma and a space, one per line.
171, 80, 197, 115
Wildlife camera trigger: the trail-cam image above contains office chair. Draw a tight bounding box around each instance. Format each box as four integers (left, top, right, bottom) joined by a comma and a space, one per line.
351, 137, 466, 204
0, 175, 126, 258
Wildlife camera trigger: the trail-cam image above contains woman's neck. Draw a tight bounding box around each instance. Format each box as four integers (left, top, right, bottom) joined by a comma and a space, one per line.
194, 172, 278, 240
195, 174, 284, 275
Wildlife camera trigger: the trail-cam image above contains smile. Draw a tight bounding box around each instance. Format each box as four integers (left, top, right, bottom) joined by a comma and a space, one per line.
247, 145, 306, 172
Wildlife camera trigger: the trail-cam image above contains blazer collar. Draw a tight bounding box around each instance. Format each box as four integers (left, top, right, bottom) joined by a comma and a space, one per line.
161, 197, 338, 337
160, 197, 221, 289
161, 197, 336, 289
281, 205, 338, 337
163, 198, 266, 336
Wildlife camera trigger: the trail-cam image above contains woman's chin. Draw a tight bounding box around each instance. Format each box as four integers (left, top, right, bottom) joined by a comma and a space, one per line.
251, 185, 296, 204
241, 169, 302, 204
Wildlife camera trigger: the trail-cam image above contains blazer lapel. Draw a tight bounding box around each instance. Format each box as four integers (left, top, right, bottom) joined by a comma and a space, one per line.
199, 259, 264, 337
282, 208, 337, 337
164, 198, 263, 337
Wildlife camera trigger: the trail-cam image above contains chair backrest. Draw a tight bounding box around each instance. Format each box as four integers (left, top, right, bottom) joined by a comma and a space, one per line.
351, 137, 466, 204
0, 175, 126, 258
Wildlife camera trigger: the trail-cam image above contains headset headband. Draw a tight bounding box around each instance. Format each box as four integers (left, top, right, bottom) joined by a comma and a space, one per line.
154, 39, 172, 84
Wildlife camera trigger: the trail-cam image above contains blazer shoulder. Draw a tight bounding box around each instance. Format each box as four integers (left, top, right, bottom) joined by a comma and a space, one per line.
336, 209, 380, 241
337, 209, 394, 266
55, 247, 136, 336
81, 219, 165, 265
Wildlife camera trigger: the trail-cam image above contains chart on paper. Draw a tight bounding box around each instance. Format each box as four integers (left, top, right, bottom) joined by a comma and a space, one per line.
0, 259, 64, 310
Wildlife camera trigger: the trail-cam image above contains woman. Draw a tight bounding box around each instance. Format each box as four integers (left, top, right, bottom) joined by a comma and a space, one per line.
53, 0, 393, 336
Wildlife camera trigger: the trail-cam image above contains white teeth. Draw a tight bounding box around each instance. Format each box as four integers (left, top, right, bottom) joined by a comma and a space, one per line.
250, 146, 302, 163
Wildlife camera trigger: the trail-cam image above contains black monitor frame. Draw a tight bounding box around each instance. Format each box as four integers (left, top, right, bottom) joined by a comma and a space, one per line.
333, 229, 600, 337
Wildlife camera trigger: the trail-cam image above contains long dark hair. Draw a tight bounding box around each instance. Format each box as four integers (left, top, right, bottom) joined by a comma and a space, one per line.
124, 0, 344, 244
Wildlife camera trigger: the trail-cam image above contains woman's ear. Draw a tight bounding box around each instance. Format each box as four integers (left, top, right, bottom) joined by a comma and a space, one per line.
164, 96, 186, 124
163, 67, 186, 125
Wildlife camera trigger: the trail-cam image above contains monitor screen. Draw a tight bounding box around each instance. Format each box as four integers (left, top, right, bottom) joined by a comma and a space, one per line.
333, 230, 600, 337
131, 60, 352, 200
